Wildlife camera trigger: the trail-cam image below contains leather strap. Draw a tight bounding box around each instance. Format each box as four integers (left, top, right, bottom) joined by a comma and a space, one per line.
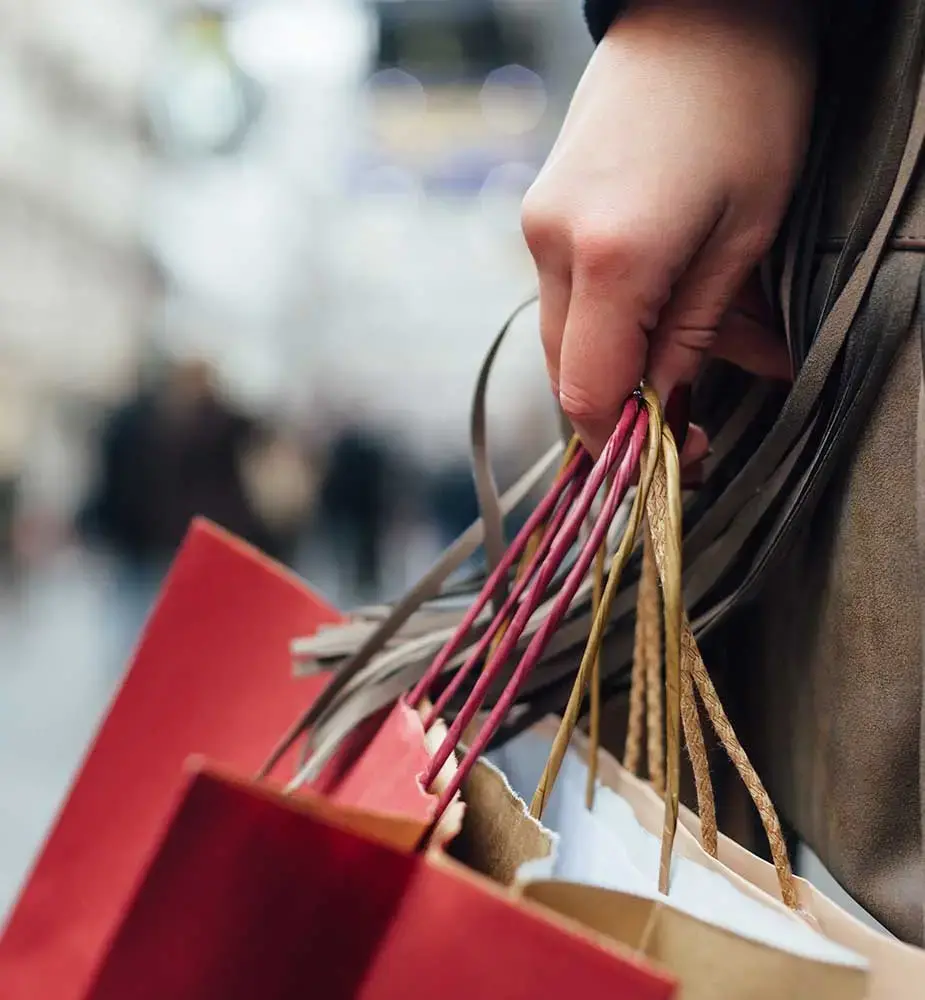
258, 438, 562, 777
471, 296, 539, 612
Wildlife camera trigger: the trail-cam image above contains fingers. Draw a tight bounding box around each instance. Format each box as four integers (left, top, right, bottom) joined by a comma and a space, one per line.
646, 224, 775, 401
555, 253, 652, 456
523, 188, 777, 457
680, 423, 710, 466
523, 191, 658, 456
537, 270, 572, 395
523, 199, 571, 394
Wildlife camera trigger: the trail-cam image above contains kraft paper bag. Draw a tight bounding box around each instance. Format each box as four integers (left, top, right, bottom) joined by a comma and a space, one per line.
522, 881, 865, 1000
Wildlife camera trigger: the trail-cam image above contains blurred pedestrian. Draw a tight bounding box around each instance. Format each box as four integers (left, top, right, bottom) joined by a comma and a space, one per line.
79, 358, 302, 569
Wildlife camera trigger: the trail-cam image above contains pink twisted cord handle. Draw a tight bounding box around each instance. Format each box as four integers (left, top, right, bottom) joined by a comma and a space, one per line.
406, 447, 590, 711
419, 397, 649, 828
422, 472, 586, 731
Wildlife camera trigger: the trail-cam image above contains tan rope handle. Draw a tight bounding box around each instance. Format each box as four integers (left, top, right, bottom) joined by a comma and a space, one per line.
631, 434, 800, 909
680, 613, 798, 909
679, 643, 717, 858
625, 530, 665, 794
624, 530, 652, 778
626, 520, 716, 853
643, 412, 684, 896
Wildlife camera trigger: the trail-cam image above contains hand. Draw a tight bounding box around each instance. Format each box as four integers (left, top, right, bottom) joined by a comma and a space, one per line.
522, 0, 815, 456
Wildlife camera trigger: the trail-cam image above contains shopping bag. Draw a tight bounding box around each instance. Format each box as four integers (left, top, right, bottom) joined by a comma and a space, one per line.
0, 518, 430, 1000
82, 761, 677, 1000
490, 723, 868, 1000
675, 788, 925, 1000
1, 511, 515, 1000
500, 400, 873, 998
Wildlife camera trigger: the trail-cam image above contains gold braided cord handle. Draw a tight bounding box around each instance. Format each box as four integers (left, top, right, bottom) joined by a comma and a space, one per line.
625, 530, 664, 795
680, 613, 798, 910
627, 524, 716, 855
642, 413, 683, 896
584, 476, 611, 809
679, 637, 717, 858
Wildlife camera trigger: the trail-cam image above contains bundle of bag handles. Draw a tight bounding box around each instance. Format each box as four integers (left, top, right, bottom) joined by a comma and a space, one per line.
267, 383, 801, 911
428, 387, 797, 907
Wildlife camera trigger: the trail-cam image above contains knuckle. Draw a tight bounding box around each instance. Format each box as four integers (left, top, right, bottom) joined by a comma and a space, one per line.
571, 221, 644, 282
669, 325, 717, 355
732, 220, 778, 263
520, 191, 562, 258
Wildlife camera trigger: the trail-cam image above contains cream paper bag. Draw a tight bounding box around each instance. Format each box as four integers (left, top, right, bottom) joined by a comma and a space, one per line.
675, 778, 925, 1000
536, 720, 925, 1000
489, 724, 868, 1000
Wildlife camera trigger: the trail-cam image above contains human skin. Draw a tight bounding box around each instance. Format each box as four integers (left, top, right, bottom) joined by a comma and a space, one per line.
522, 0, 817, 458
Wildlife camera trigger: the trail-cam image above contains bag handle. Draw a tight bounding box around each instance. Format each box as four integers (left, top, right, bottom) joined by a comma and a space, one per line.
470, 294, 539, 614
410, 398, 649, 819
531, 389, 684, 895
266, 32, 925, 782
534, 389, 799, 909
406, 439, 587, 722
259, 296, 566, 779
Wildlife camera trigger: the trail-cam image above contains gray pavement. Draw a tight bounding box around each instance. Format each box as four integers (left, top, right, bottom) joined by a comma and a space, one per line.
0, 550, 156, 920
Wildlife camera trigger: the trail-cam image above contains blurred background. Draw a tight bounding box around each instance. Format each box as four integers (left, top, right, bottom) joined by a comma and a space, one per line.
0, 0, 594, 915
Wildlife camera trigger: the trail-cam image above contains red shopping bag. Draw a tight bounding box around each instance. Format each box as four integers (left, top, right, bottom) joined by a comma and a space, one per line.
0, 520, 414, 1000
83, 762, 677, 1000
0, 518, 455, 1000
